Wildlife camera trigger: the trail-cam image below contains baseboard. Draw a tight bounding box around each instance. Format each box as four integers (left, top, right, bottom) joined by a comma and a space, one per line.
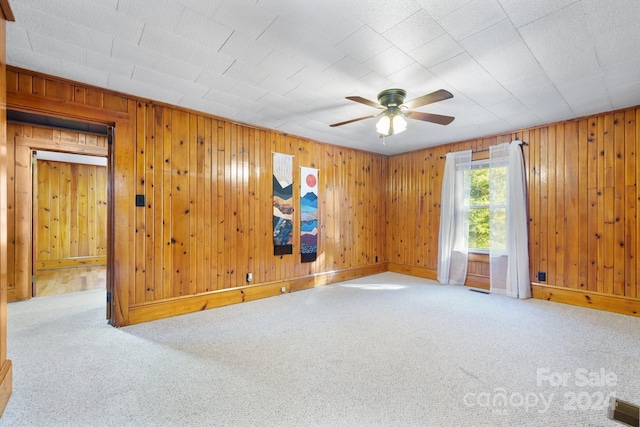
532, 283, 640, 317
388, 263, 437, 280
37, 256, 107, 270
127, 263, 389, 326
0, 360, 12, 417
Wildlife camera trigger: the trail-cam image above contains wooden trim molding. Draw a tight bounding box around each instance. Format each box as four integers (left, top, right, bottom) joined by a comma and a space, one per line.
37, 256, 107, 271
16, 136, 108, 156
532, 283, 640, 317
388, 263, 437, 281
128, 264, 388, 325
0, 360, 12, 416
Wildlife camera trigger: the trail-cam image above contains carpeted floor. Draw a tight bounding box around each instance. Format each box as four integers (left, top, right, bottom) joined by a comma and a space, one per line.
1, 272, 638, 426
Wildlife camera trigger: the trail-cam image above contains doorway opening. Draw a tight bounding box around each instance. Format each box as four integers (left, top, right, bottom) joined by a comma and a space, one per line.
7, 110, 112, 317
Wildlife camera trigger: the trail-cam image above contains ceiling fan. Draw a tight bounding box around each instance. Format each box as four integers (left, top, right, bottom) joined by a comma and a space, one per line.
330, 88, 455, 137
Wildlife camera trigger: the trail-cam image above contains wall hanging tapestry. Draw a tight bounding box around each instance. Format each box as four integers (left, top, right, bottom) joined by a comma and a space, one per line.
273, 152, 294, 255
300, 166, 318, 263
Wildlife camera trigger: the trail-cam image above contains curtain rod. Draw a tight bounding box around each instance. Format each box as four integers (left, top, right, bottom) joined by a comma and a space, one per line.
438, 140, 528, 159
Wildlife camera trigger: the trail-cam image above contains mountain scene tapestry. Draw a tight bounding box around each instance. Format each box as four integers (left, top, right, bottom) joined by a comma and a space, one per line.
300, 167, 318, 263
273, 152, 294, 255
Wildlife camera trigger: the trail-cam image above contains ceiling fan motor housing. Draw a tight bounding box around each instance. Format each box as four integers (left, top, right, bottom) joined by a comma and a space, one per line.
377, 88, 407, 107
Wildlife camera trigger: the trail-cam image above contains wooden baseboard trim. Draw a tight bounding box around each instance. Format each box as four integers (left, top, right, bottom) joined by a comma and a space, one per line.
388, 263, 437, 280
37, 256, 107, 270
532, 283, 640, 317
0, 360, 12, 417
127, 263, 389, 326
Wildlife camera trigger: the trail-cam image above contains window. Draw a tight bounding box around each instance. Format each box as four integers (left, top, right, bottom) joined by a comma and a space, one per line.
468, 161, 490, 251
467, 160, 507, 253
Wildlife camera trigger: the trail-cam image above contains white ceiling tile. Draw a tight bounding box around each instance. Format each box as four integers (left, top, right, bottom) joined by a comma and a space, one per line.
81, 1, 144, 44
174, 8, 233, 51
86, 51, 135, 78
292, 2, 362, 47
14, 0, 83, 21
12, 3, 113, 56
335, 25, 392, 63
132, 66, 210, 99
584, 0, 640, 32
202, 88, 243, 109
179, 95, 241, 119
557, 75, 612, 115
6, 0, 640, 155
28, 32, 86, 66
173, 0, 224, 18
342, 0, 422, 33
255, 75, 299, 96
56, 60, 109, 89
257, 50, 305, 80
255, 16, 311, 57
518, 2, 601, 85
365, 46, 416, 77
7, 46, 63, 77
590, 23, 640, 67
111, 39, 203, 82
382, 9, 444, 53
213, 0, 277, 40
459, 18, 520, 58
107, 74, 184, 105
83, 0, 118, 9
415, 0, 473, 21
139, 26, 235, 73
288, 66, 335, 91
117, 0, 185, 31
6, 24, 30, 50
256, 0, 322, 24
608, 82, 640, 110
437, 0, 506, 41
219, 31, 273, 67
410, 33, 464, 68
224, 60, 270, 86
499, 0, 579, 28
475, 40, 549, 88
195, 70, 238, 93
323, 57, 372, 83
603, 57, 640, 89
230, 81, 269, 103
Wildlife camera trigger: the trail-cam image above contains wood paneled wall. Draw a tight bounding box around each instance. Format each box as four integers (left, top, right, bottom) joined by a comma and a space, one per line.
6, 67, 387, 325
0, 1, 14, 418
131, 102, 387, 307
387, 108, 640, 316
35, 160, 107, 270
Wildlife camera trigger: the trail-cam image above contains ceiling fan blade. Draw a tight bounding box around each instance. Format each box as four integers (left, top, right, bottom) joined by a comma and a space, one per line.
402, 89, 453, 110
345, 96, 386, 110
329, 114, 379, 127
406, 111, 455, 126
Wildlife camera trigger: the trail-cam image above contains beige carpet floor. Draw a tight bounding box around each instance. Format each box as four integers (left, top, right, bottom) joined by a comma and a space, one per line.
1, 272, 638, 426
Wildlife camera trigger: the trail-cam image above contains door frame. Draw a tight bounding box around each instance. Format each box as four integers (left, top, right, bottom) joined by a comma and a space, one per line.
13, 134, 110, 314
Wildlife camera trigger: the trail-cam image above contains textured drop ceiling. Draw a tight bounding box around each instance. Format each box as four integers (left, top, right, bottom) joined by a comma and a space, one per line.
6, 0, 640, 154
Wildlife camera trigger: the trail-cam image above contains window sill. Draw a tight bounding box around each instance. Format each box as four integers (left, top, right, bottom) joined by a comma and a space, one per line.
468, 252, 489, 262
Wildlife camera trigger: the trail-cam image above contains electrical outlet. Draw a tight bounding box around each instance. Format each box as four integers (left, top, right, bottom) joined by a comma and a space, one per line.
537, 271, 546, 282
281, 286, 286, 293
246, 272, 252, 282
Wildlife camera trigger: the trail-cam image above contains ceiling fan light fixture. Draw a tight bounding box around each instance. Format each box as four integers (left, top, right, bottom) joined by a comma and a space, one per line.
376, 115, 391, 135
376, 112, 407, 136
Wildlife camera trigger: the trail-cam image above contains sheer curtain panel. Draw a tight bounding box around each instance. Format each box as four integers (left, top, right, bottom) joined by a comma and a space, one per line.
489, 141, 531, 299
437, 150, 472, 285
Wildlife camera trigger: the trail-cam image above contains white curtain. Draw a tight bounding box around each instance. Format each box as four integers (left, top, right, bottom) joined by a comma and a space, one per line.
437, 150, 472, 285
489, 141, 531, 299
